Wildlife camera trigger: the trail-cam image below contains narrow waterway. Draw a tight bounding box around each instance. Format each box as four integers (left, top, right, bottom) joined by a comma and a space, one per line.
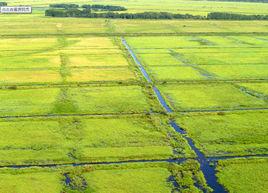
122, 37, 227, 193
1, 158, 186, 169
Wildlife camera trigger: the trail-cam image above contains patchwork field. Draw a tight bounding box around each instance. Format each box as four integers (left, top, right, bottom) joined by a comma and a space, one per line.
0, 0, 268, 192
0, 161, 210, 193
0, 115, 195, 165
124, 30, 268, 192
0, 37, 138, 85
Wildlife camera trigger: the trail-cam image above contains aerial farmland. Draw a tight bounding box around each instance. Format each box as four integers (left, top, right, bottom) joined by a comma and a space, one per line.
0, 0, 267, 192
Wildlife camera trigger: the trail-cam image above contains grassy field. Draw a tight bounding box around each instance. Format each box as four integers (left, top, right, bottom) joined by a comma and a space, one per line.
0, 170, 63, 193
0, 161, 210, 193
0, 115, 194, 165
0, 36, 138, 85
0, 85, 161, 116
126, 35, 268, 82
0, 0, 268, 192
177, 111, 268, 156
217, 158, 268, 193
1, 14, 268, 36
157, 83, 267, 111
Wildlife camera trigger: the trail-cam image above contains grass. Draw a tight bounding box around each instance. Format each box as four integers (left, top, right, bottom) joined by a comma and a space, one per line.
0, 36, 138, 85
0, 70, 61, 85
0, 87, 59, 117
0, 161, 209, 193
0, 115, 193, 164
66, 67, 136, 82
1, 14, 268, 36
0, 1, 268, 191
135, 53, 183, 66
62, 161, 210, 193
68, 54, 129, 67
181, 48, 268, 65
177, 111, 268, 156
217, 158, 268, 193
0, 38, 57, 51
157, 83, 267, 111
0, 55, 61, 69
0, 119, 71, 165
0, 85, 160, 116
60, 85, 159, 114
148, 66, 205, 81
4, 0, 268, 15
239, 82, 268, 95
202, 65, 268, 80
126, 36, 268, 49
84, 167, 173, 193
126, 36, 268, 82
0, 171, 63, 193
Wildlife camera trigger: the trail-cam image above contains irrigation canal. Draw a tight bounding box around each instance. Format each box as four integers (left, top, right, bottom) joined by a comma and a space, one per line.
1, 154, 267, 170
122, 37, 227, 193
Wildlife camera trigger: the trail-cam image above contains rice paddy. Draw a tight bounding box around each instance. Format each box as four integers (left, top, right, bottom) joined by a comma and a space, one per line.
0, 0, 267, 192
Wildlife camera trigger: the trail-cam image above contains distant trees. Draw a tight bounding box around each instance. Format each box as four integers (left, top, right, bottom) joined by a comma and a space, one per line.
45, 9, 205, 19
49, 3, 127, 11
208, 12, 268, 20
0, 2, 7, 6
82, 4, 127, 11
45, 3, 268, 20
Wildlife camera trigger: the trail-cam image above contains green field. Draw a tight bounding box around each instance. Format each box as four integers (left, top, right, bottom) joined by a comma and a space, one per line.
0, 161, 210, 193
0, 85, 161, 116
217, 159, 268, 193
157, 83, 267, 111
0, 0, 268, 192
0, 115, 195, 165
177, 111, 268, 156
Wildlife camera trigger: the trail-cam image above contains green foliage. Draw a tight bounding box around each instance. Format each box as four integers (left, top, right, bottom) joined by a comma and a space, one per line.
45, 9, 205, 19
0, 171, 63, 193
169, 160, 212, 192
82, 4, 127, 11
208, 12, 268, 20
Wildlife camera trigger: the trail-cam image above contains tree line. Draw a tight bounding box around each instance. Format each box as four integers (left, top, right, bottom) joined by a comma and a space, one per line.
45, 9, 268, 20
207, 12, 268, 20
45, 4, 268, 20
45, 9, 205, 19
82, 4, 127, 11
45, 8, 205, 19
49, 3, 127, 11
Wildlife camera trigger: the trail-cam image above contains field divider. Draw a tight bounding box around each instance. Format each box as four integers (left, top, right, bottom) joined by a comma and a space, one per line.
2, 155, 267, 170
176, 107, 268, 113
155, 79, 268, 84
0, 158, 187, 170
0, 112, 162, 120
0, 81, 142, 90
207, 154, 268, 162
